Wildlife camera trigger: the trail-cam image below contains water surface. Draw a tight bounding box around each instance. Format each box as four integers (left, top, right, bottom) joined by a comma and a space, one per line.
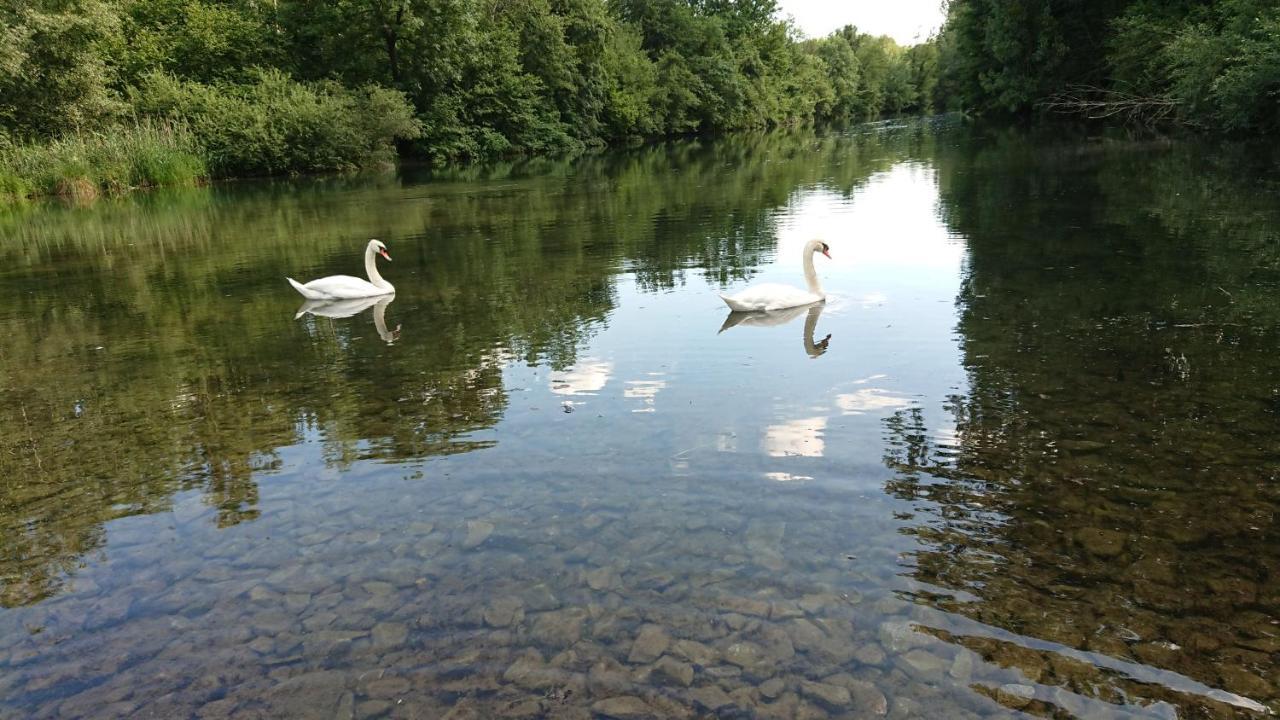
2, 121, 1279, 719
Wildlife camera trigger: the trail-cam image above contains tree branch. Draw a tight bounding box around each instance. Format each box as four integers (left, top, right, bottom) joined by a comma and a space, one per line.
1039, 84, 1183, 128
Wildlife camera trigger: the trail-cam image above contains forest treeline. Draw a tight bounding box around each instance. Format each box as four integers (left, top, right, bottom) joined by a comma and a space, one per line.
0, 0, 939, 200
2, 0, 1276, 201
936, 0, 1279, 133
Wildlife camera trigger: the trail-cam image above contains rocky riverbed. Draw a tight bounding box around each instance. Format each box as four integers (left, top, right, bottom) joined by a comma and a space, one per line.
1, 459, 1264, 719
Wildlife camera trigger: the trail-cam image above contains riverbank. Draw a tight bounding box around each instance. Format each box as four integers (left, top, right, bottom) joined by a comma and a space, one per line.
0, 70, 424, 206
0, 123, 206, 204
2, 2, 942, 206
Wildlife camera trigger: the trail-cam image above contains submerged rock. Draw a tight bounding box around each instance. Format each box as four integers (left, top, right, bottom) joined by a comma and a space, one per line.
995, 683, 1037, 710
627, 625, 671, 665
670, 639, 717, 666
878, 619, 931, 653
899, 649, 948, 677
483, 597, 526, 628
586, 567, 617, 592
800, 680, 852, 709
264, 670, 348, 719
588, 658, 631, 696
717, 596, 771, 618
462, 521, 495, 550
521, 583, 560, 612
591, 696, 656, 719
531, 608, 587, 648
722, 641, 772, 678
948, 650, 974, 681
1076, 527, 1127, 557
356, 699, 392, 718
361, 581, 395, 597
687, 685, 734, 712
757, 624, 796, 662
503, 652, 571, 691
854, 643, 887, 666
824, 674, 888, 715
651, 656, 694, 687
362, 675, 410, 699
769, 601, 805, 620
371, 622, 408, 648
759, 677, 787, 699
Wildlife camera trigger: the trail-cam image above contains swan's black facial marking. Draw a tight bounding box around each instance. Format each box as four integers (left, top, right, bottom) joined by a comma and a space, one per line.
819, 242, 831, 259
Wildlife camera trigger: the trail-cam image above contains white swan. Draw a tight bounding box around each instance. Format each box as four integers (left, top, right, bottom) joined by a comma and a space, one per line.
287, 239, 394, 300
719, 239, 830, 312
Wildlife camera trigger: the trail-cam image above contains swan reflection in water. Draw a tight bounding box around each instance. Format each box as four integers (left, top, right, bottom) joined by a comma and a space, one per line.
294, 294, 401, 344
718, 301, 831, 358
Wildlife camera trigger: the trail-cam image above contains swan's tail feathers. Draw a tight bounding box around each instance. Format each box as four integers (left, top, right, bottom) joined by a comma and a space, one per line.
719, 293, 749, 313
287, 277, 321, 300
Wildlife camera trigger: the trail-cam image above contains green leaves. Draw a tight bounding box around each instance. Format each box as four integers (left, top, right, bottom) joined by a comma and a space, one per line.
130, 70, 422, 176
2, 0, 952, 178
0, 0, 127, 140
939, 0, 1280, 134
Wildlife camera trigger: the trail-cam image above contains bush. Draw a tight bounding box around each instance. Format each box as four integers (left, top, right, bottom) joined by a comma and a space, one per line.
0, 122, 205, 203
131, 69, 423, 177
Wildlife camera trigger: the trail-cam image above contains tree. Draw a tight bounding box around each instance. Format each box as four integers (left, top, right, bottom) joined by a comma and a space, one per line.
0, 0, 125, 139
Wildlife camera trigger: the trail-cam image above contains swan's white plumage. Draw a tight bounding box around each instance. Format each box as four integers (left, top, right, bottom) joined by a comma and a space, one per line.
719, 284, 822, 312
288, 274, 389, 300
719, 239, 830, 312
287, 239, 394, 300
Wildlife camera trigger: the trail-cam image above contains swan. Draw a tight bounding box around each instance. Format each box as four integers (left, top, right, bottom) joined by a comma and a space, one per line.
287, 239, 394, 300
719, 239, 830, 312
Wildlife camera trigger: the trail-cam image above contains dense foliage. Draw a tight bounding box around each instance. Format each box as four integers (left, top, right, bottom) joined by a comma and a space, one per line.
0, 0, 941, 196
936, 0, 1280, 132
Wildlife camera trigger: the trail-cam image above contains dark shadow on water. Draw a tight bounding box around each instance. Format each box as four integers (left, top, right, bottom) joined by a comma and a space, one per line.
881, 127, 1280, 718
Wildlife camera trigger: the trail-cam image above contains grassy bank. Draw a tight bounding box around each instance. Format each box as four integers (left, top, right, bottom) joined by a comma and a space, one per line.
0, 123, 206, 204
0, 70, 424, 205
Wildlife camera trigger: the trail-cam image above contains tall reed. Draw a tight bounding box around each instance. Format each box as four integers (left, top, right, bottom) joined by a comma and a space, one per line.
0, 122, 206, 204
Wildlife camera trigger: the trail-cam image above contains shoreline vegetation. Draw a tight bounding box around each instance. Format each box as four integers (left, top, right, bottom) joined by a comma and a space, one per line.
3, 0, 1275, 205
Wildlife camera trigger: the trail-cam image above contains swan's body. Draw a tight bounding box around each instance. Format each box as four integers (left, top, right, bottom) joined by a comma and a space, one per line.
287, 239, 394, 300
719, 240, 830, 312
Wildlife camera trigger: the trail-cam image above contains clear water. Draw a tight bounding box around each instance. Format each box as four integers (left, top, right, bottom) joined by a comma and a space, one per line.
2, 120, 1279, 719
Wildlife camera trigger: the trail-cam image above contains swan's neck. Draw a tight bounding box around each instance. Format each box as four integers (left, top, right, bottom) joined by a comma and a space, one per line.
803, 251, 823, 297
365, 246, 390, 288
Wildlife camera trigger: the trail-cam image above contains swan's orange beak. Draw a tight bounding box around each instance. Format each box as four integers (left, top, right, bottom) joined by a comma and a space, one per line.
821, 248, 831, 259
379, 248, 392, 261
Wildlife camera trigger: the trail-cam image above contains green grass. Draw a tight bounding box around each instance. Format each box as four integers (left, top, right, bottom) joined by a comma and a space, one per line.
0, 122, 207, 204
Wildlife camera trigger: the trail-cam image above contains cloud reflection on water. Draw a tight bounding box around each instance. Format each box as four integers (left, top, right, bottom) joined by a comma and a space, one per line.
763, 415, 827, 458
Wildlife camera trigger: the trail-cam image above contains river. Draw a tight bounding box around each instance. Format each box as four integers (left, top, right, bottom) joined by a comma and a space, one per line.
1, 119, 1278, 719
